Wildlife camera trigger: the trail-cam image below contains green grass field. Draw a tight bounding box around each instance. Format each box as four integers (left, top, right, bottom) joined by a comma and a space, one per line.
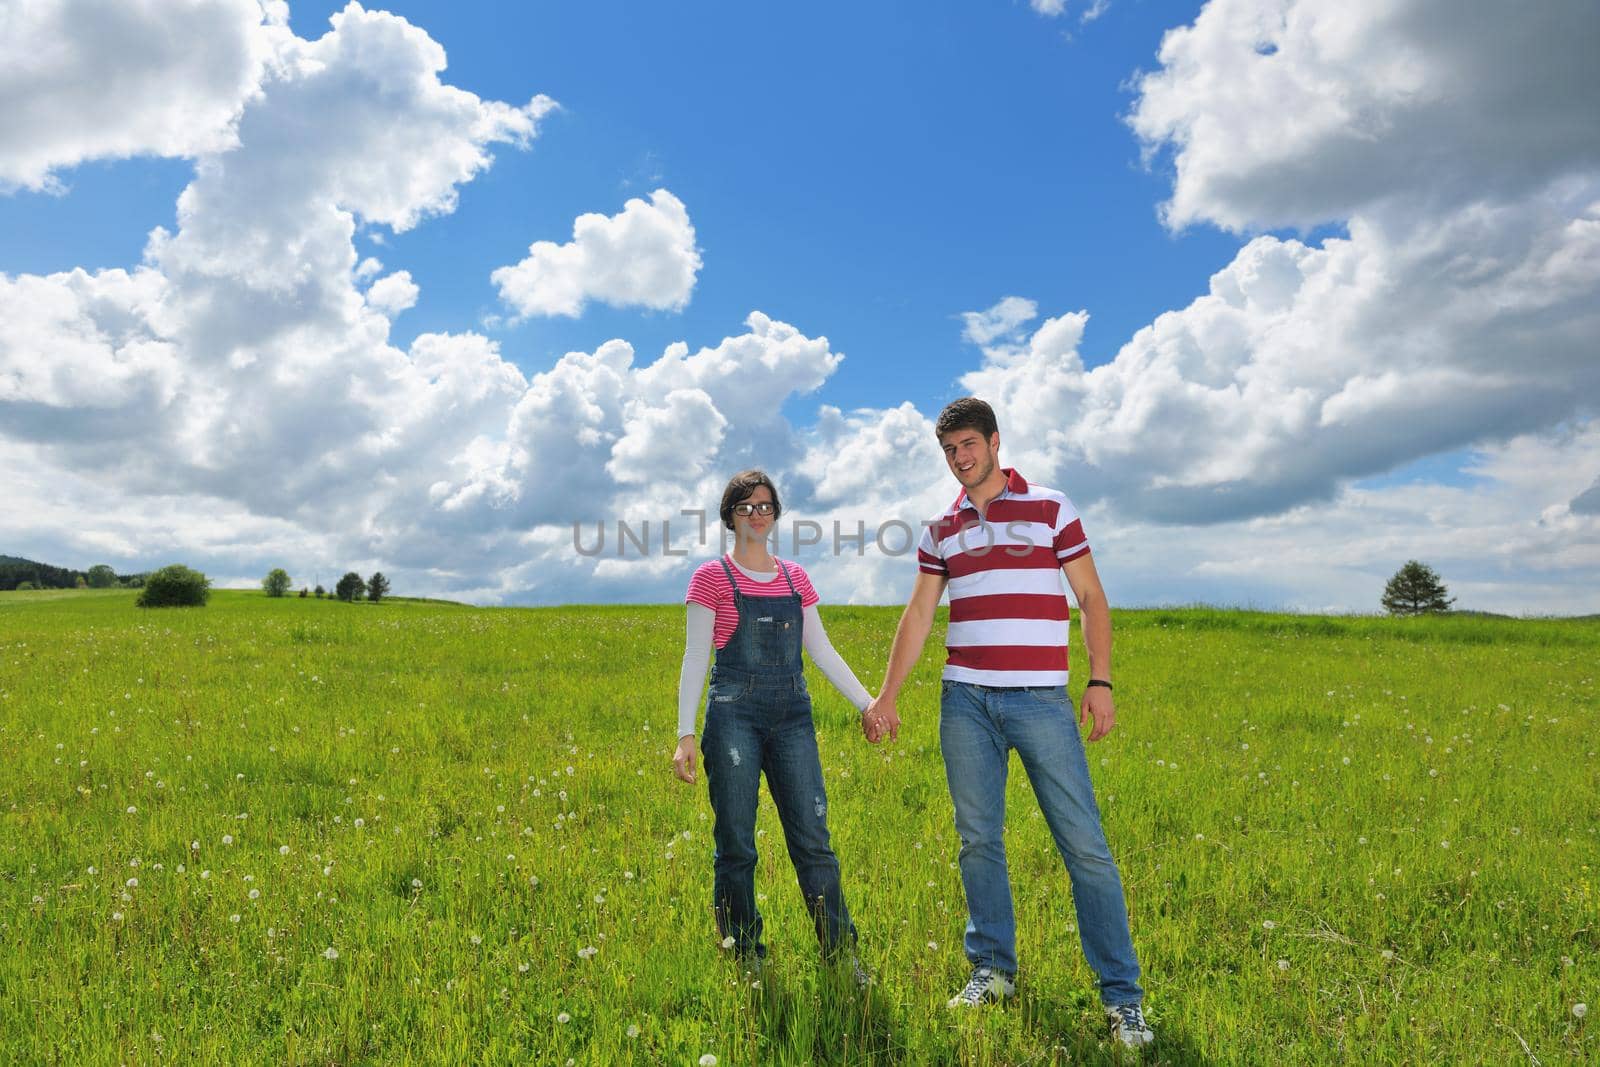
1, 589, 1595, 1065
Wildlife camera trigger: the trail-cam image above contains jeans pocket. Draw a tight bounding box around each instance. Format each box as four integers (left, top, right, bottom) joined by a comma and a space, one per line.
711, 680, 748, 703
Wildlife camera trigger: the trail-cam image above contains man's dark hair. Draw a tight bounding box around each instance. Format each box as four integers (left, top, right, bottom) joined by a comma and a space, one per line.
935, 397, 999, 441
719, 469, 783, 531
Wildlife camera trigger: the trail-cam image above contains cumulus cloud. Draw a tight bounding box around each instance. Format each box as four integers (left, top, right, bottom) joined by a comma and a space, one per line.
365, 271, 419, 315
930, 0, 1594, 533
960, 296, 1038, 345
1129, 0, 1600, 233
491, 189, 702, 318
0, 0, 288, 192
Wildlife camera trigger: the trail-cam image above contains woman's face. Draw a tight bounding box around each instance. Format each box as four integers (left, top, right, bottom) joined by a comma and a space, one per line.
732, 485, 776, 545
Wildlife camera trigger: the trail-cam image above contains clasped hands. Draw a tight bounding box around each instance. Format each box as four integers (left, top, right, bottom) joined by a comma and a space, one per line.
860, 695, 900, 744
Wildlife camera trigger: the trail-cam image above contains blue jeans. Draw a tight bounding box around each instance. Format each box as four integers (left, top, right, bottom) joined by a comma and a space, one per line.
702, 668, 856, 959
939, 679, 1143, 1006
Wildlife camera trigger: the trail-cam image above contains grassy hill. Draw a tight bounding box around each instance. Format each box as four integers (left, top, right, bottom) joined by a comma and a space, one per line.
0, 592, 1595, 1064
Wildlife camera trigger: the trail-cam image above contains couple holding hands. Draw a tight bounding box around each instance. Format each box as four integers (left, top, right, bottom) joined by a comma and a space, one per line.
671, 398, 1155, 1050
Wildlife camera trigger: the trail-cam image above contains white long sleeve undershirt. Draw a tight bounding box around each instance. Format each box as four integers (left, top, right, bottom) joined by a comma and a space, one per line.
676, 563, 872, 738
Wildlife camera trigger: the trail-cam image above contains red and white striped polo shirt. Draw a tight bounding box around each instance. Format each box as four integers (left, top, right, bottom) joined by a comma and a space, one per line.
915, 468, 1089, 686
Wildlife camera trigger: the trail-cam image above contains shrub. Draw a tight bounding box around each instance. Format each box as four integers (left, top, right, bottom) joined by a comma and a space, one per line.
262, 568, 292, 598
298, 587, 309, 598
136, 564, 211, 608
16, 581, 35, 591
314, 585, 326, 598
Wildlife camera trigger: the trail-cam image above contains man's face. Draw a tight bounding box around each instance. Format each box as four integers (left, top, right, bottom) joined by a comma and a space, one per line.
940, 428, 1000, 490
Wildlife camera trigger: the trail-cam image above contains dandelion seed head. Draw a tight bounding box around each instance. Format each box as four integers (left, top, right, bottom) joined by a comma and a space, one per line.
557, 1012, 571, 1024
323, 947, 339, 960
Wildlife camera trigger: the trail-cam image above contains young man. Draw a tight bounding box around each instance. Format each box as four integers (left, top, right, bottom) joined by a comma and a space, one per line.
862, 397, 1154, 1050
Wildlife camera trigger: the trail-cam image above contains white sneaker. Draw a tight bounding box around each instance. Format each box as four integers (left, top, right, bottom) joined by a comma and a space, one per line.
1106, 1003, 1155, 1048
947, 965, 1016, 1007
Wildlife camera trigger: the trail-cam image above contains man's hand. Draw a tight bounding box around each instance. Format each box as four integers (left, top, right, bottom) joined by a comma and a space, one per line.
1080, 686, 1116, 742
672, 734, 700, 783
862, 695, 901, 744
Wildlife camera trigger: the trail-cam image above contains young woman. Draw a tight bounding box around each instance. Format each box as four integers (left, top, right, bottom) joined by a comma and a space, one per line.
673, 470, 873, 981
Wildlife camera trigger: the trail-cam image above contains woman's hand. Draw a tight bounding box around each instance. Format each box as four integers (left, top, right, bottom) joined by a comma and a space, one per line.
673, 734, 700, 783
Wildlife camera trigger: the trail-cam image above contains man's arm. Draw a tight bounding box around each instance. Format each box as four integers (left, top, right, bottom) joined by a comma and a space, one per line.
1062, 552, 1116, 742
862, 570, 947, 743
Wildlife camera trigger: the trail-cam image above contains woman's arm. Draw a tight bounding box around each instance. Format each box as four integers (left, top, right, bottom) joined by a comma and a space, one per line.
801, 604, 872, 712
673, 603, 716, 782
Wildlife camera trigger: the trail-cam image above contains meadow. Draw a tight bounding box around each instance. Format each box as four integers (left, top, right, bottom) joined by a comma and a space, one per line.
0, 589, 1594, 1065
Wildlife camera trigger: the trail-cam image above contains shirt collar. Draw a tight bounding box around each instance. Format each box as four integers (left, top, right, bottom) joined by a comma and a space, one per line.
953, 467, 1029, 512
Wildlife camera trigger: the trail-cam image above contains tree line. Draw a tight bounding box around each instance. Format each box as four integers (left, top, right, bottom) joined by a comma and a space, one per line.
1, 556, 145, 591
264, 568, 390, 603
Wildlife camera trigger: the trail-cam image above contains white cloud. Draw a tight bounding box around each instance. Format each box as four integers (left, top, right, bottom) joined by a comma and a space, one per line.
491, 189, 702, 318
960, 296, 1037, 345
1030, 0, 1068, 16
1129, 0, 1600, 233
0, 0, 287, 192
365, 271, 419, 315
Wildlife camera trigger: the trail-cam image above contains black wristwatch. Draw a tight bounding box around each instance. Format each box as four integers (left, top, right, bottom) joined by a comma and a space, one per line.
1085, 679, 1113, 692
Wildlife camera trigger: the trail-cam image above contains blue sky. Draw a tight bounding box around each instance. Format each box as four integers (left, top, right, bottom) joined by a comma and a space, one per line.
2, 1, 1242, 411
2, 1, 1597, 613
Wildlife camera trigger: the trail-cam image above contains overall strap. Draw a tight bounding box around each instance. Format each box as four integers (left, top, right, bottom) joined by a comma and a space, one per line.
775, 559, 800, 598
716, 554, 743, 606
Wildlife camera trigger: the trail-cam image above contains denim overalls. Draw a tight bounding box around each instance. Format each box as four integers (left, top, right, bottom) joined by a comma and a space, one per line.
701, 555, 856, 959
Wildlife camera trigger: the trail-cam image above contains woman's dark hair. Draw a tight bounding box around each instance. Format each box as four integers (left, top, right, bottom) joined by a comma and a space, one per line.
719, 469, 782, 531
935, 396, 999, 441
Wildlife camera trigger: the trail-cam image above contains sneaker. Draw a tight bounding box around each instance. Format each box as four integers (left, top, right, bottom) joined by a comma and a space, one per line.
1106, 1003, 1155, 1048
947, 965, 1016, 1007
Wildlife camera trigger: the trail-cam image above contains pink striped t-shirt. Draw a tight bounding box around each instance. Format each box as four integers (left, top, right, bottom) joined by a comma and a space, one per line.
685, 555, 821, 649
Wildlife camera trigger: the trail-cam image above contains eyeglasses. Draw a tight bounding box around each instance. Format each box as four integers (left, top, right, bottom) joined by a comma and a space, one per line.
732, 502, 776, 517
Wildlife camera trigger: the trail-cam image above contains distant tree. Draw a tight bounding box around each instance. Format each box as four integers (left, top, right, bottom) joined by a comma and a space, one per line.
137, 564, 211, 608
298, 587, 309, 598
335, 572, 365, 602
367, 572, 390, 603
75, 575, 88, 588
314, 584, 326, 598
262, 568, 292, 598
1382, 560, 1455, 616
86, 564, 117, 588
16, 580, 35, 591
121, 574, 147, 589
